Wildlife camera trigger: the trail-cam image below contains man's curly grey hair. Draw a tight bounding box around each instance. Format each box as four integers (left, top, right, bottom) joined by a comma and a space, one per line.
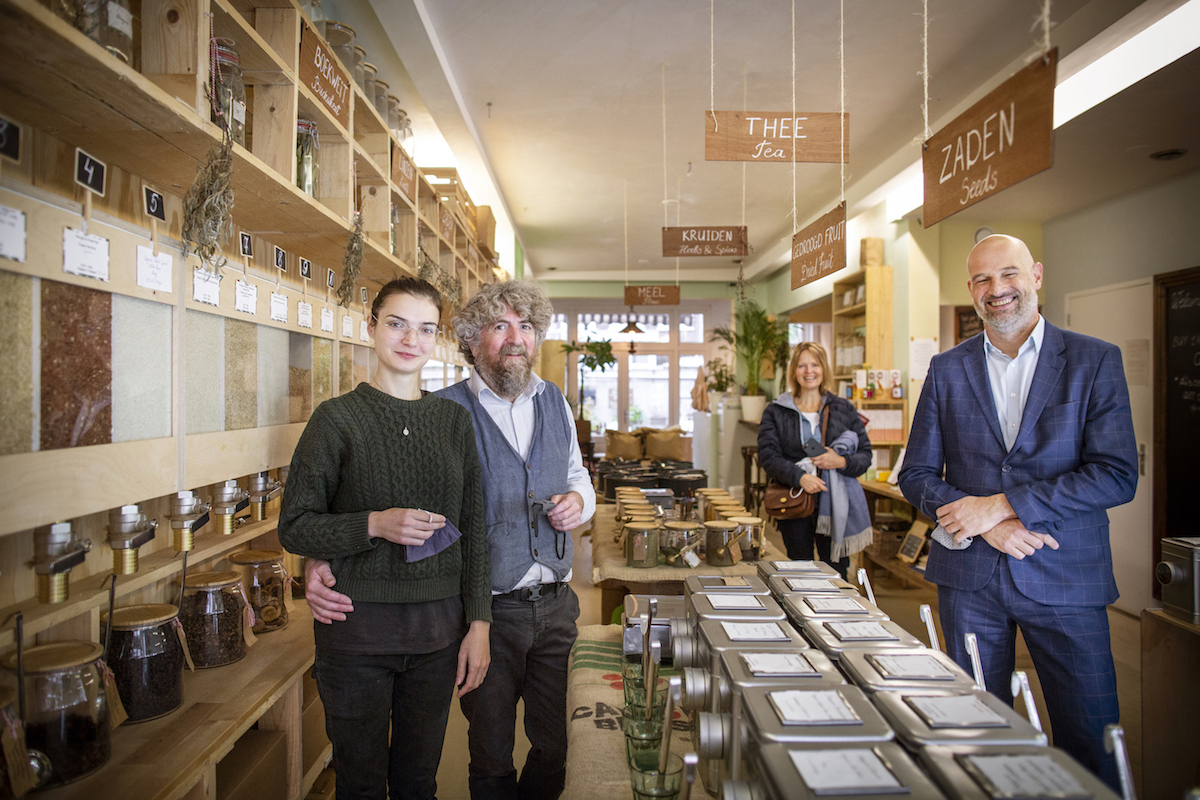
452, 280, 554, 365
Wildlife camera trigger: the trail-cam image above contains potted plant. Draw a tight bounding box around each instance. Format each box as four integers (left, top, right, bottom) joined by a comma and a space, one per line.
704, 358, 736, 411
711, 300, 788, 423
560, 339, 616, 439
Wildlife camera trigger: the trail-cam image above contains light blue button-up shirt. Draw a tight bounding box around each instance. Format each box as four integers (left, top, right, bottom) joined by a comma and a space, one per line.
983, 315, 1046, 452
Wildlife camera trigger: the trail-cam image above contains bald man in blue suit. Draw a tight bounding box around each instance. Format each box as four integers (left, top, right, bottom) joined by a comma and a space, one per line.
899, 235, 1136, 789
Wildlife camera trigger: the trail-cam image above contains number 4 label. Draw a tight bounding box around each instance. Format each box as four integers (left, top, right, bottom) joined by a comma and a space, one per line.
74, 147, 107, 196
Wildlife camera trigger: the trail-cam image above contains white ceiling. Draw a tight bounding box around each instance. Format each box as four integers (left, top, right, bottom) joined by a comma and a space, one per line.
353, 0, 1198, 283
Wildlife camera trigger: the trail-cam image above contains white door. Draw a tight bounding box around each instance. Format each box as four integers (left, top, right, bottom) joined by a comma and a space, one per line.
1065, 279, 1154, 614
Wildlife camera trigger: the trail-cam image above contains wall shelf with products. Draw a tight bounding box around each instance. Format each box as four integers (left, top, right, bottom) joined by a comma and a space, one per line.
831, 264, 893, 380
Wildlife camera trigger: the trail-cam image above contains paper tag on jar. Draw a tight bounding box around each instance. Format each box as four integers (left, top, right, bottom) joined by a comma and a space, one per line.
172, 617, 196, 671
0, 709, 37, 797
728, 541, 742, 565
236, 583, 259, 648
683, 550, 701, 568
98, 659, 129, 729
107, 1, 133, 38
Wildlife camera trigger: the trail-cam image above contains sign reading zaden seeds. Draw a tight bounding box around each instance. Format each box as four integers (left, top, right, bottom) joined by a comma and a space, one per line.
300, 23, 351, 130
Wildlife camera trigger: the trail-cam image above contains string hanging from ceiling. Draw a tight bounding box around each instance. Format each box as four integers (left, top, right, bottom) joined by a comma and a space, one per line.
840, 0, 846, 204
791, 0, 797, 233
1038, 0, 1052, 54
915, 0, 931, 145
710, 0, 718, 131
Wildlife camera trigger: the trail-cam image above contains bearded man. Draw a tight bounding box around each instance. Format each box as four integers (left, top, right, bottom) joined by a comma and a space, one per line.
306, 281, 595, 800
898, 234, 1137, 789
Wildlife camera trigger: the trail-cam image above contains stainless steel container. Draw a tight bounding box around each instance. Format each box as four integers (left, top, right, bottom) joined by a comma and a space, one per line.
782, 591, 890, 627
873, 689, 1048, 749
741, 742, 948, 799
838, 648, 977, 694
690, 592, 787, 625
757, 558, 841, 582
1157, 536, 1200, 624
740, 685, 895, 747
918, 745, 1120, 800
621, 594, 685, 661
683, 574, 770, 604
674, 617, 804, 671
800, 618, 926, 662
766, 573, 854, 601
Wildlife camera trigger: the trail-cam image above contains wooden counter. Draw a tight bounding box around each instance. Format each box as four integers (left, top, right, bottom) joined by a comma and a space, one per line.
1140, 608, 1200, 799
859, 480, 935, 591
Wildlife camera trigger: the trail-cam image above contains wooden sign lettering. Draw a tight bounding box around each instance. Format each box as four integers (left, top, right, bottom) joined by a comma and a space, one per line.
705, 111, 848, 163
625, 285, 681, 306
391, 143, 416, 202
468, 241, 479, 273
790, 203, 847, 290
143, 186, 166, 221
299, 23, 351, 130
662, 226, 747, 257
299, 258, 312, 280
923, 50, 1057, 228
439, 204, 455, 242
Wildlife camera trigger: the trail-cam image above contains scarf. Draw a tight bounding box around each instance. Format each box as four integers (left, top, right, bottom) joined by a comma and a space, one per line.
800, 430, 874, 559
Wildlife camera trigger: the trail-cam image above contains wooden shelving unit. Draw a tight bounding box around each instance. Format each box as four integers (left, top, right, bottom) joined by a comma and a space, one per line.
831, 265, 892, 379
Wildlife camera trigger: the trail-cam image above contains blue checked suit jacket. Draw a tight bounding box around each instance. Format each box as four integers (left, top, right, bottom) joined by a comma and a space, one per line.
898, 321, 1137, 606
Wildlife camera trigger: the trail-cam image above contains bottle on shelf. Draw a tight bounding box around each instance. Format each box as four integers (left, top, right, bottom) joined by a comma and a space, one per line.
303, 0, 326, 38
296, 118, 320, 197
210, 40, 246, 147
54, 0, 135, 65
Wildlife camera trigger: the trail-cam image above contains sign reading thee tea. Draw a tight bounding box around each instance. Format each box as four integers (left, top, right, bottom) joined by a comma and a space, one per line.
923, 50, 1056, 227
790, 203, 846, 290
299, 23, 351, 130
662, 226, 747, 257
624, 285, 681, 306
705, 111, 848, 163
392, 143, 416, 202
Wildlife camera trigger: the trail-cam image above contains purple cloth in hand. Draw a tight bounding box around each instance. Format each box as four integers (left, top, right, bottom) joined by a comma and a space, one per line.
405, 519, 463, 562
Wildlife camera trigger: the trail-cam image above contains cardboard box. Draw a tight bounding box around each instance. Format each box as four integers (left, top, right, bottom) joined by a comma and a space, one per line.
216, 728, 287, 800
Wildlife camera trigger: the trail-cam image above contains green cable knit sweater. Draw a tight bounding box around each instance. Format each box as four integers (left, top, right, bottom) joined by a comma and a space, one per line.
278, 383, 492, 624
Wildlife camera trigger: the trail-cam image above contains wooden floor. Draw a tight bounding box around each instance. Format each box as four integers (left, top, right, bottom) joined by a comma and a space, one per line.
317, 519, 1145, 799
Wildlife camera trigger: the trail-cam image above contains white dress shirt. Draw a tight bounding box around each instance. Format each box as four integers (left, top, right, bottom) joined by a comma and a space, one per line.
467, 369, 597, 589
983, 315, 1046, 452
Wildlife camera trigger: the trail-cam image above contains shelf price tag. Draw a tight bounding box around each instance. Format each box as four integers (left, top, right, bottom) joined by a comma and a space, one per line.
193, 268, 221, 306
63, 227, 110, 281
360, 320, 370, 342
0, 115, 22, 164
0, 205, 27, 263
270, 292, 288, 323
74, 147, 107, 196
341, 314, 353, 338
136, 244, 173, 292
320, 307, 334, 332
235, 279, 258, 314
298, 301, 313, 329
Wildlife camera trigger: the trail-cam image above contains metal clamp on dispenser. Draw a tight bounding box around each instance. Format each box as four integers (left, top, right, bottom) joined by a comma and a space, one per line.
169, 491, 211, 552
31, 522, 91, 604
248, 472, 282, 521
106, 504, 158, 574
212, 481, 250, 535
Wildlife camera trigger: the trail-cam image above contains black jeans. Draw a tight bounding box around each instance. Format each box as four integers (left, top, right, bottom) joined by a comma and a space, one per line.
776, 514, 850, 578
459, 584, 580, 800
315, 640, 460, 800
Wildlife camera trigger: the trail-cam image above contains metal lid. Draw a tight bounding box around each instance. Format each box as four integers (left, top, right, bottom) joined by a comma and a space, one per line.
103, 603, 179, 629
182, 570, 242, 589
228, 548, 285, 565
1, 641, 103, 673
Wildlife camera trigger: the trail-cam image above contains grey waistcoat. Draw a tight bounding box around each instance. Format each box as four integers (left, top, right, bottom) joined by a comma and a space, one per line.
438, 379, 573, 591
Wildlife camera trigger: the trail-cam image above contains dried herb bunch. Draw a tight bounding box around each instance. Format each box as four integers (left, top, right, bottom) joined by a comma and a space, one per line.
337, 212, 364, 307
182, 127, 234, 273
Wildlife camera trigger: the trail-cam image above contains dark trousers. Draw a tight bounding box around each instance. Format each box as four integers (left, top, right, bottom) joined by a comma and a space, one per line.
459, 584, 580, 800
776, 514, 849, 579
938, 559, 1121, 791
315, 641, 460, 800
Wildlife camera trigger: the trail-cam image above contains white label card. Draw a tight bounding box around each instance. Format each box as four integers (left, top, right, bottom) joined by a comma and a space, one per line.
870, 654, 955, 680
107, 1, 133, 37
135, 245, 173, 292
786, 578, 839, 592
805, 597, 866, 614
320, 307, 334, 333
788, 749, 903, 794
235, 280, 257, 314
269, 292, 288, 323
741, 652, 818, 676
298, 301, 313, 329
193, 268, 221, 306
232, 100, 246, 125
342, 315, 353, 338
769, 690, 861, 726
683, 551, 701, 568
825, 621, 898, 642
721, 621, 788, 641
0, 205, 27, 262
63, 228, 110, 281
773, 560, 821, 572
360, 320, 370, 342
906, 694, 1010, 728
964, 755, 1089, 798
708, 594, 763, 610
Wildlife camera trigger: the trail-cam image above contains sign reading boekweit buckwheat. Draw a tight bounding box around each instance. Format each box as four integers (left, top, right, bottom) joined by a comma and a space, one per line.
392, 143, 416, 202
790, 203, 846, 290
624, 285, 681, 306
299, 23, 351, 130
923, 50, 1057, 228
705, 111, 848, 162
662, 226, 747, 257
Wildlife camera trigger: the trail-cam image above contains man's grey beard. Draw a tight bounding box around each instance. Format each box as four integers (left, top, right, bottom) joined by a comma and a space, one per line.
478, 344, 536, 400
975, 290, 1036, 335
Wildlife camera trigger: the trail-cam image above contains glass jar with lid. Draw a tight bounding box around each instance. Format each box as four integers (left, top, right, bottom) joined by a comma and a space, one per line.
102, 603, 186, 722
303, 0, 326, 38
362, 62, 379, 107
210, 41, 247, 147
56, 0, 135, 65
177, 570, 250, 668
1, 642, 111, 786
728, 516, 765, 561
703, 520, 740, 567
323, 21, 356, 74
372, 79, 390, 117
296, 118, 320, 196
393, 106, 414, 155
661, 521, 703, 568
352, 45, 367, 91
623, 521, 660, 568
227, 549, 290, 633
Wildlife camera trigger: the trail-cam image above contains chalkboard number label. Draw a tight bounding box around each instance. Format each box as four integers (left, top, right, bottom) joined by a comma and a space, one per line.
0, 117, 20, 164
327, 268, 337, 288
239, 232, 253, 257
299, 258, 312, 279
360, 287, 368, 304
143, 187, 166, 221
274, 245, 286, 272
74, 148, 107, 196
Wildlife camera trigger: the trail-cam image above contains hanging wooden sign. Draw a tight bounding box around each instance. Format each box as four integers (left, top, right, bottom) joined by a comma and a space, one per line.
625, 285, 681, 306
299, 22, 351, 130
923, 50, 1057, 228
468, 241, 480, 273
790, 203, 846, 289
392, 142, 416, 202
439, 204, 455, 242
662, 226, 747, 257
705, 111, 848, 162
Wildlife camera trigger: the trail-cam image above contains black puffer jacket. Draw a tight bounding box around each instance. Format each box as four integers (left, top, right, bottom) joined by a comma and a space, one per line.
757, 391, 872, 488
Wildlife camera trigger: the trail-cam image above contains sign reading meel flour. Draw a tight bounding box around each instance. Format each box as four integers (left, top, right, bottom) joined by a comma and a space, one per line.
705, 111, 848, 162
662, 226, 747, 257
300, 23, 351, 129
923, 50, 1057, 227
625, 285, 681, 306
791, 203, 846, 290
